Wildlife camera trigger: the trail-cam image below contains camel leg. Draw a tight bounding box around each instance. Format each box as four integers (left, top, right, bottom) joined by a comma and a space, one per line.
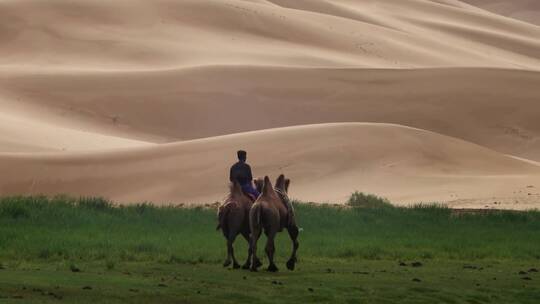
222, 228, 232, 267
241, 232, 252, 269
265, 233, 279, 272
224, 232, 240, 269
250, 228, 263, 272
223, 236, 232, 267
286, 225, 299, 271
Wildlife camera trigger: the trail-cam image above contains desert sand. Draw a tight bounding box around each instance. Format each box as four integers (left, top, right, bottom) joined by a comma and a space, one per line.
463, 0, 540, 25
0, 0, 539, 208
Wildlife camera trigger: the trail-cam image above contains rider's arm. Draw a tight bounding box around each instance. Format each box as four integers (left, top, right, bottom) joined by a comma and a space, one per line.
247, 164, 253, 181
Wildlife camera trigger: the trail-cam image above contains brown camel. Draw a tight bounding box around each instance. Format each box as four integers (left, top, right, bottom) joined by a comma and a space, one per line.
249, 174, 299, 272
216, 180, 262, 269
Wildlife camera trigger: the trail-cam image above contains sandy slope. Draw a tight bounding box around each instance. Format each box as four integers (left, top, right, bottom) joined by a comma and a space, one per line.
1, 123, 539, 208
1, 0, 539, 70
463, 0, 540, 26
3, 67, 539, 160
0, 0, 539, 208
0, 109, 150, 152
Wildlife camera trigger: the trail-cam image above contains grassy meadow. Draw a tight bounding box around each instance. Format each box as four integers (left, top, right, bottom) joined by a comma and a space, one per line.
0, 194, 539, 303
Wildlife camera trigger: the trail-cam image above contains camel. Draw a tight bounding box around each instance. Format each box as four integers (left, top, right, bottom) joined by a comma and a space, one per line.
249, 174, 299, 272
216, 180, 262, 269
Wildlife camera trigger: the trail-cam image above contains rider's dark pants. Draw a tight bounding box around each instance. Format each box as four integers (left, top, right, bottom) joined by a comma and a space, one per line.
241, 182, 260, 199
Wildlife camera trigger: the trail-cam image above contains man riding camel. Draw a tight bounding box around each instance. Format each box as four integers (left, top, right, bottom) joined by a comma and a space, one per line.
229, 150, 260, 200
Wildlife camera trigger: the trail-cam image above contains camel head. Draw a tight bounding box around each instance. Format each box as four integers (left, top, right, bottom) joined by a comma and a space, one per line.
254, 177, 264, 193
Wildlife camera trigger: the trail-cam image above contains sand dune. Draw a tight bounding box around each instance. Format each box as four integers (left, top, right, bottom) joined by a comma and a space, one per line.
1, 0, 539, 209
2, 67, 539, 160
0, 107, 151, 152
1, 123, 539, 207
1, 0, 539, 70
463, 0, 540, 26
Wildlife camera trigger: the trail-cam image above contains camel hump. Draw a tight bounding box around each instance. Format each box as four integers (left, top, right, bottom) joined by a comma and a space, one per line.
275, 174, 286, 190
261, 176, 273, 197
230, 181, 243, 197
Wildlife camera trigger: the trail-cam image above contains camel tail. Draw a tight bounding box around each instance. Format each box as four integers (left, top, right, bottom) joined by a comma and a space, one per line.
216, 204, 231, 231
250, 203, 262, 232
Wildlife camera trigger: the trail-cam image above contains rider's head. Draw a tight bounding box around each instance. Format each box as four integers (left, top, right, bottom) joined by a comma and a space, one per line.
237, 150, 247, 162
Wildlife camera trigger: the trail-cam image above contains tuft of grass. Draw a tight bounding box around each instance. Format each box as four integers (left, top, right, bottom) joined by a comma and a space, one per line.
78, 197, 114, 212
37, 248, 51, 259
0, 197, 32, 219
70, 263, 81, 273
105, 260, 115, 270
133, 242, 158, 253
346, 191, 392, 208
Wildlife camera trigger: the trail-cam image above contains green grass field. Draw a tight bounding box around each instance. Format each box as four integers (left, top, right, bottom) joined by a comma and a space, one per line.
0, 195, 539, 303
